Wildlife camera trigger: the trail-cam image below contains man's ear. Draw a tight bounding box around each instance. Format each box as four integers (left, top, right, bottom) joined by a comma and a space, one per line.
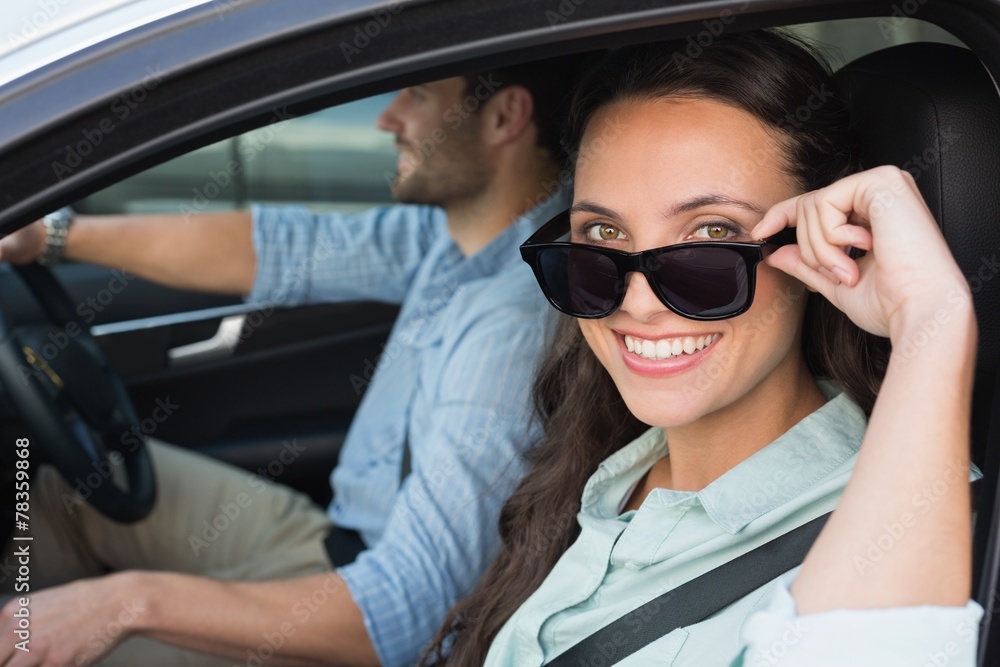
481, 85, 535, 147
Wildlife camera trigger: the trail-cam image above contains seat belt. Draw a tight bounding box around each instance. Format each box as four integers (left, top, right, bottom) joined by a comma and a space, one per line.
547, 511, 831, 666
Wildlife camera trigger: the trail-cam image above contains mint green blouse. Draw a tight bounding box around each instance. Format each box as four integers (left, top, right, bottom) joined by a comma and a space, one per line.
484, 382, 984, 666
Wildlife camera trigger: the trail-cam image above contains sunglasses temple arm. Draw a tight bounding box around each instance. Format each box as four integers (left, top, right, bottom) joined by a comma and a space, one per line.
522, 211, 572, 246
765, 226, 798, 248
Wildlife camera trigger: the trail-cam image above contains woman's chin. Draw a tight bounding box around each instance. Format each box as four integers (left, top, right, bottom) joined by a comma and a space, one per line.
620, 390, 708, 430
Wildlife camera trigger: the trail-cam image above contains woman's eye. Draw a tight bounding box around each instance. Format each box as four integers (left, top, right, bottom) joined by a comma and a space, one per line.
587, 224, 624, 242
693, 222, 736, 240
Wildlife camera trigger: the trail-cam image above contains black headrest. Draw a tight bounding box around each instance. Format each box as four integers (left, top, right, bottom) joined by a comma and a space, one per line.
834, 43, 1000, 374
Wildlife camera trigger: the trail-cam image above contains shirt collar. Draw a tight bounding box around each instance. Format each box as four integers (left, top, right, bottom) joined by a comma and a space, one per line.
694, 382, 866, 533
581, 381, 868, 534
582, 426, 669, 518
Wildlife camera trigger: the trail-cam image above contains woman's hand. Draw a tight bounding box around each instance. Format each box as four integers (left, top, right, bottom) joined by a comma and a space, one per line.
751, 165, 972, 341
757, 166, 978, 617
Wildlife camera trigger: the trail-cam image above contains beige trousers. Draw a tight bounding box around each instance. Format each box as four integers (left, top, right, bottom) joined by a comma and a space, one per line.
3, 439, 334, 666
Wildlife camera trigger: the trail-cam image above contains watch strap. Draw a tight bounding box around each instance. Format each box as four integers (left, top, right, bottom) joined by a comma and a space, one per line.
39, 206, 74, 266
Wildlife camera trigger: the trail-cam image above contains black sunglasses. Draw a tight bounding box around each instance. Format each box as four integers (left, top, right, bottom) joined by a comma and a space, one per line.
519, 210, 797, 320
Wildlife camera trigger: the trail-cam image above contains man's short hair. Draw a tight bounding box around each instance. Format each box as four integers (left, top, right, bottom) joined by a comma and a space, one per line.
463, 52, 602, 165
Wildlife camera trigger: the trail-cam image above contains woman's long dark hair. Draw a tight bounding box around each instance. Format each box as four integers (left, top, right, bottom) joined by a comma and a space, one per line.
423, 29, 889, 665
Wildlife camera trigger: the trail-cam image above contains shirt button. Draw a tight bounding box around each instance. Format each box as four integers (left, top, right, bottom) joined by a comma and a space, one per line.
624, 561, 642, 572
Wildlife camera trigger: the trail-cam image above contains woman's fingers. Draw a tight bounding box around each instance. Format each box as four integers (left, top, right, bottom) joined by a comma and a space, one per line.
762, 191, 861, 288
765, 245, 839, 303
752, 195, 797, 240
793, 195, 819, 270
753, 171, 890, 288
826, 221, 872, 252
812, 197, 860, 285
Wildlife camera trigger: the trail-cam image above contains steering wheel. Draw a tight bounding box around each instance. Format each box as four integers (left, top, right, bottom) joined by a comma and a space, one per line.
0, 263, 155, 523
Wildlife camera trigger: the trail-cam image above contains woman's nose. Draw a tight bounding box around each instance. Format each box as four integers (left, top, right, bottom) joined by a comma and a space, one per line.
617, 271, 670, 322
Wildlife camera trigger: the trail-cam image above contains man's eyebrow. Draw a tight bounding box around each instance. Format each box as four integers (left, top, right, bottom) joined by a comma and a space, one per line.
668, 194, 765, 217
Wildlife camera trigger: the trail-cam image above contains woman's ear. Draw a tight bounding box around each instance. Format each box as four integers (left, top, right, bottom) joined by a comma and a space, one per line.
481, 85, 535, 147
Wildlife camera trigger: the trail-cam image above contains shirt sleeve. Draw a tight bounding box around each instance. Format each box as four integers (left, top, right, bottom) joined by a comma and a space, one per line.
336, 297, 545, 666
734, 570, 983, 666
246, 203, 445, 307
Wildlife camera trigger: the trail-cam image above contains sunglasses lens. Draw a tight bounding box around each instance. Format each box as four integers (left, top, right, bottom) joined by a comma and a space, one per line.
537, 247, 621, 316
651, 247, 750, 318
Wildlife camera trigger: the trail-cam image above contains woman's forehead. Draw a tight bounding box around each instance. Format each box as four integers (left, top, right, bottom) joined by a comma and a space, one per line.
574, 97, 798, 214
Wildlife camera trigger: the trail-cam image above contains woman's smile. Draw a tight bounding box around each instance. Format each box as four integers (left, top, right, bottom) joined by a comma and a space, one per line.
616, 329, 723, 377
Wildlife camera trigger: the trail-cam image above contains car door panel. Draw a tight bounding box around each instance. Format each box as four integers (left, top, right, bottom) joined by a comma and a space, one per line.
115, 304, 397, 507
0, 261, 397, 506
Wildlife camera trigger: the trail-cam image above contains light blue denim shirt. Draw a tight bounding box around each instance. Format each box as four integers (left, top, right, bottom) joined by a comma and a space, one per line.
485, 381, 985, 666
247, 192, 566, 666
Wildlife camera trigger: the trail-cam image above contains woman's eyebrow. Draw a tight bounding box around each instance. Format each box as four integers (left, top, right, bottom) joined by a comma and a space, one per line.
667, 194, 765, 217
569, 195, 764, 226
569, 201, 621, 221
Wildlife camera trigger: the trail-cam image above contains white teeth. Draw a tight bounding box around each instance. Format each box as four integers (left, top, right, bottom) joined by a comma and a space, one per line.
624, 333, 720, 361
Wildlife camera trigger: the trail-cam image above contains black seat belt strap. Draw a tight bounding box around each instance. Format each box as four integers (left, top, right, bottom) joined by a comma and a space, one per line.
547, 511, 832, 666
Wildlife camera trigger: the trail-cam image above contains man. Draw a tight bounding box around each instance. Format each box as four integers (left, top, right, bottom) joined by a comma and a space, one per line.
0, 55, 584, 666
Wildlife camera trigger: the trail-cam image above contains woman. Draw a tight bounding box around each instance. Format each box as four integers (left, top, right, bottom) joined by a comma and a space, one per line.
426, 29, 983, 665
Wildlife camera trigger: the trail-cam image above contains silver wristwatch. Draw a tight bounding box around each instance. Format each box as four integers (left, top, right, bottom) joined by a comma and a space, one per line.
39, 206, 74, 266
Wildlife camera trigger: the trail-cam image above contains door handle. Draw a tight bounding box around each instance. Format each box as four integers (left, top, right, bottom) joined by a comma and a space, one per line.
167, 314, 246, 367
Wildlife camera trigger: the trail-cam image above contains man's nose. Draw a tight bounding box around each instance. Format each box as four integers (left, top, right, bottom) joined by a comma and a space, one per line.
375, 92, 405, 133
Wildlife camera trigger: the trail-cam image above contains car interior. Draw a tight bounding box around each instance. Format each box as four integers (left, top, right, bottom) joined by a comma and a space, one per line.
1, 1, 1000, 663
